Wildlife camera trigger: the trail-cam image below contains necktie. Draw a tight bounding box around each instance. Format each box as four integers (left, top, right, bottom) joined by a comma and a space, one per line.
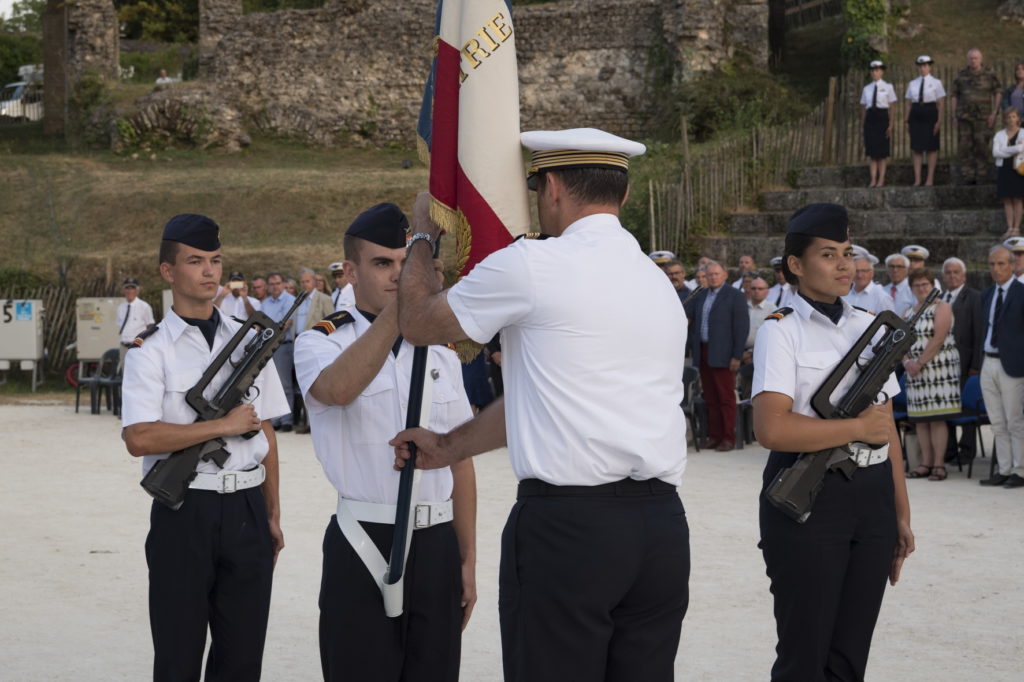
944, 291, 952, 303
890, 285, 897, 299
991, 286, 1004, 348
775, 288, 783, 306
119, 303, 132, 335
872, 83, 878, 108
918, 77, 925, 103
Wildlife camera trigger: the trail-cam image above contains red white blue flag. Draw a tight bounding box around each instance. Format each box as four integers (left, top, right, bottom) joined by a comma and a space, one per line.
417, 0, 530, 279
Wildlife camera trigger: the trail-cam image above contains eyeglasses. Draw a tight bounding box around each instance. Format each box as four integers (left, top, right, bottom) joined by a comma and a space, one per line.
887, 264, 907, 269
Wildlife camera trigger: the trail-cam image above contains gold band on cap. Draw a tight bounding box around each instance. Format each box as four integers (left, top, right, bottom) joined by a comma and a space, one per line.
528, 150, 631, 176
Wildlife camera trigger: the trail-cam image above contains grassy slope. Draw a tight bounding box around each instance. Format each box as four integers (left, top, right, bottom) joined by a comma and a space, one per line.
0, 131, 429, 289
888, 0, 1024, 68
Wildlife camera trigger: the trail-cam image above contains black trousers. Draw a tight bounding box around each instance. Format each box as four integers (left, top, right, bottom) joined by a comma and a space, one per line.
499, 479, 690, 682
146, 487, 275, 682
319, 516, 462, 682
759, 453, 897, 682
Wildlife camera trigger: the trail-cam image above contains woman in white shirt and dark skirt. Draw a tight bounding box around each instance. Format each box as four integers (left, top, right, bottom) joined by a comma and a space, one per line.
993, 107, 1024, 237
860, 60, 898, 188
752, 203, 914, 682
905, 55, 946, 187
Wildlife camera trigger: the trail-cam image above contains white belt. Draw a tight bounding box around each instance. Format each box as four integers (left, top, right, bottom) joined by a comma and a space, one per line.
340, 498, 454, 529
189, 465, 265, 493
848, 445, 888, 468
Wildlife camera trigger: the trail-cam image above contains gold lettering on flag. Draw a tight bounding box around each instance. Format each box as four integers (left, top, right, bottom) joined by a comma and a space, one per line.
459, 12, 515, 82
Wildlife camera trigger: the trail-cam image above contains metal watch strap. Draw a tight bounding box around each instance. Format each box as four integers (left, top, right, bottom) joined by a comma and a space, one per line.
408, 232, 436, 251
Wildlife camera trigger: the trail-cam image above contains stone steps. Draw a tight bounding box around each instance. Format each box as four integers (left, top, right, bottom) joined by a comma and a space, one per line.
794, 163, 990, 188
730, 207, 1005, 237
760, 184, 999, 213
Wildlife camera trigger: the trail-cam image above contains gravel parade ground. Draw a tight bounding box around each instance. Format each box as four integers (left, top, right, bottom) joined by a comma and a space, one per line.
1, 402, 1021, 681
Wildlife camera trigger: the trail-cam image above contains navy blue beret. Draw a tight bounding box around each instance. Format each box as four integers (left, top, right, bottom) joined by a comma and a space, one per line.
162, 214, 221, 251
786, 203, 849, 243
345, 203, 409, 249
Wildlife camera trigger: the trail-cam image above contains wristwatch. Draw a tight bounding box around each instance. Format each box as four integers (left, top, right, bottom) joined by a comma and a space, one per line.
408, 232, 436, 251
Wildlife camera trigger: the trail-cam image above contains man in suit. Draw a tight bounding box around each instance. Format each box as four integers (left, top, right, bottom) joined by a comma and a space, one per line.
978, 246, 1024, 488
685, 260, 749, 451
941, 257, 985, 461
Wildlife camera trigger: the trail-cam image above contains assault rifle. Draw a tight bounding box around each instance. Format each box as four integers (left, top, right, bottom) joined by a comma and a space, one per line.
765, 288, 939, 522
141, 291, 308, 510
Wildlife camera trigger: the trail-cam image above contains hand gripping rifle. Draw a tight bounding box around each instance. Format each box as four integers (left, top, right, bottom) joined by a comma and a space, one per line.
141, 291, 309, 510
765, 289, 939, 523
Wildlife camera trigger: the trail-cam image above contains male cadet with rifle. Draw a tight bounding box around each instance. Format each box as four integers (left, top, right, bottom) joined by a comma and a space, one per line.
121, 214, 291, 682
293, 203, 477, 682
392, 129, 690, 682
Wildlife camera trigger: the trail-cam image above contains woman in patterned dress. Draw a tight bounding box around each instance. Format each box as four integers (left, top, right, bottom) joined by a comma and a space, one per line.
903, 268, 961, 480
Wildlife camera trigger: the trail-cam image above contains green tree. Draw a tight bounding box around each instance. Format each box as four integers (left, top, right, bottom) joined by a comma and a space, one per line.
116, 0, 200, 43
4, 0, 46, 34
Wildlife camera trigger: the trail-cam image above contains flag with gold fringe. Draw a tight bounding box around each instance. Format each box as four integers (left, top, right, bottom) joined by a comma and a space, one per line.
417, 0, 530, 285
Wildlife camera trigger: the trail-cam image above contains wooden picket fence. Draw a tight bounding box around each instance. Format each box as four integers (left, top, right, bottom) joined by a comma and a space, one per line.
0, 279, 122, 376
649, 61, 1017, 256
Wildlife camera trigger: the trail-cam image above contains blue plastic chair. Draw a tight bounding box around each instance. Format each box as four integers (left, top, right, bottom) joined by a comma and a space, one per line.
948, 375, 988, 479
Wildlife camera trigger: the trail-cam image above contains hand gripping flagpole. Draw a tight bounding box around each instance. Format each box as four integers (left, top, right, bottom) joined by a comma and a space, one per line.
381, 238, 441, 618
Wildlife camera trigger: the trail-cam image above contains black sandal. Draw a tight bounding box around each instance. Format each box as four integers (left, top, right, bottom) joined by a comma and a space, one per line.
929, 467, 948, 481
907, 466, 932, 478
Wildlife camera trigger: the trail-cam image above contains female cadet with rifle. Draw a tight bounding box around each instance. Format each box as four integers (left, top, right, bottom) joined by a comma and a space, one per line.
750, 203, 915, 682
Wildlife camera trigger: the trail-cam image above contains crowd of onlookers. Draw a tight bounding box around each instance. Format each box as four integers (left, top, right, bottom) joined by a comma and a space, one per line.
651, 237, 1024, 489
860, 49, 1024, 237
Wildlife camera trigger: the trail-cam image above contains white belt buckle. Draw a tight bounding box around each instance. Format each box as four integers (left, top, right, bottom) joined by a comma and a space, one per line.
221, 473, 237, 493
849, 445, 871, 468
415, 504, 430, 529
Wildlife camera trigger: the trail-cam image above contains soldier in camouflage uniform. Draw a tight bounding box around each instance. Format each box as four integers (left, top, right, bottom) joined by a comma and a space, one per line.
952, 49, 1002, 184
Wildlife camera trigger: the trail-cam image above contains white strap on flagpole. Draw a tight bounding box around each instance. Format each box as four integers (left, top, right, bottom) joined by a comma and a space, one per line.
334, 354, 436, 618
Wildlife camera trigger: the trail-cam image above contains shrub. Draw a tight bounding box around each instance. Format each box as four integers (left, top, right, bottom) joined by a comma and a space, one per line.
0, 31, 42, 85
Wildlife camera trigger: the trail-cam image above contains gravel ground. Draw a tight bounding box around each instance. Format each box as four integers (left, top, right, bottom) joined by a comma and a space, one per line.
1, 402, 1021, 681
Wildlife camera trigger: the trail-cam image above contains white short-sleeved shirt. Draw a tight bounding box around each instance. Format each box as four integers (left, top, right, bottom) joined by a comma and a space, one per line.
332, 284, 355, 312
294, 312, 473, 504
218, 293, 260, 320
906, 75, 946, 104
844, 281, 896, 315
121, 309, 290, 476
116, 298, 155, 345
860, 80, 898, 109
446, 213, 688, 486
752, 294, 900, 457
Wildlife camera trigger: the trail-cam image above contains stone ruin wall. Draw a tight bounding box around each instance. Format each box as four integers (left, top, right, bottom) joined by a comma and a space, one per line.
202, 0, 769, 147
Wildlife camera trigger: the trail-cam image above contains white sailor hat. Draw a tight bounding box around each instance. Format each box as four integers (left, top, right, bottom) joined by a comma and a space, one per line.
851, 245, 879, 266
1004, 236, 1024, 253
328, 262, 345, 273
869, 60, 885, 70
915, 55, 933, 65
648, 250, 676, 264
770, 256, 783, 268
901, 244, 929, 260
521, 128, 646, 187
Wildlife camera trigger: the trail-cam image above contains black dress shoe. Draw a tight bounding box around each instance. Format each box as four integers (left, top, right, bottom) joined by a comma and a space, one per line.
278, 424, 293, 433
980, 474, 1010, 486
1003, 474, 1024, 488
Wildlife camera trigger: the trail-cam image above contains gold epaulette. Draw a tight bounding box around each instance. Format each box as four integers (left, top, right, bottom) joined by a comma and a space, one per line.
129, 326, 160, 349
312, 310, 354, 335
765, 307, 794, 321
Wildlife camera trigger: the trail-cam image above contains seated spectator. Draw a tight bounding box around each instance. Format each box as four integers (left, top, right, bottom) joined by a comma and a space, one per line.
993, 108, 1024, 238
903, 268, 960, 481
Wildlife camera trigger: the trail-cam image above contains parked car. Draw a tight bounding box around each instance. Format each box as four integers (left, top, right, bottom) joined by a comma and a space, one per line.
0, 81, 44, 122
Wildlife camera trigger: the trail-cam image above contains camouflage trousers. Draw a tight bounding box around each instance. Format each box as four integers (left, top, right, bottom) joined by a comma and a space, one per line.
957, 116, 994, 183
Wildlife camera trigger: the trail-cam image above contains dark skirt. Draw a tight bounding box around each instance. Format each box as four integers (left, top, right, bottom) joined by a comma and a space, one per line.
997, 158, 1024, 198
863, 107, 890, 159
909, 102, 939, 152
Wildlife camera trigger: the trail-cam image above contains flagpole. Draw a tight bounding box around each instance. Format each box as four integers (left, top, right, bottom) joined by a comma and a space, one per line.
382, 238, 441, 615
